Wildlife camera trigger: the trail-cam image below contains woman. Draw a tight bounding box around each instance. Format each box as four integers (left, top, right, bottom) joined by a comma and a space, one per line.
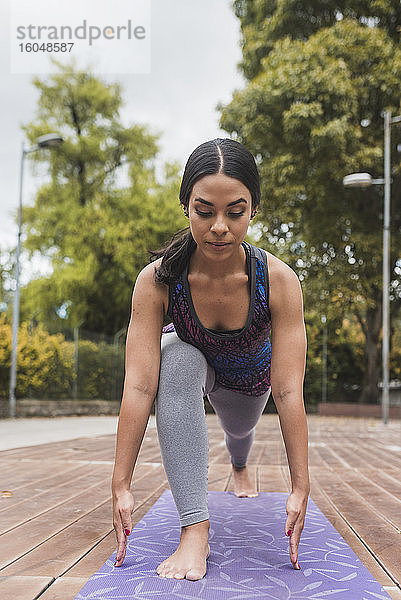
111, 138, 309, 581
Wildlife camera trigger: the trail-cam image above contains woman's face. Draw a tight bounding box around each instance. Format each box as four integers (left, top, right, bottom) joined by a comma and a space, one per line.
187, 173, 254, 258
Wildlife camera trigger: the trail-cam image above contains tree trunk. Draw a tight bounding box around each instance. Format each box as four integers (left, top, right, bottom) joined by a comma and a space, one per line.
358, 299, 382, 404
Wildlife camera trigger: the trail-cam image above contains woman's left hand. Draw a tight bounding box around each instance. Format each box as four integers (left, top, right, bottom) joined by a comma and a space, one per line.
284, 490, 309, 570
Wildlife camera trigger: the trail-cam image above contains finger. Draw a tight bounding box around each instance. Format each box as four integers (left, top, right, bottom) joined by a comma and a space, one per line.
289, 528, 301, 570
114, 540, 127, 567
113, 526, 127, 567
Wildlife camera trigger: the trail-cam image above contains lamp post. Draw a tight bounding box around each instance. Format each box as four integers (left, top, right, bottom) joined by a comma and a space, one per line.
321, 315, 327, 404
9, 133, 63, 418
343, 109, 401, 425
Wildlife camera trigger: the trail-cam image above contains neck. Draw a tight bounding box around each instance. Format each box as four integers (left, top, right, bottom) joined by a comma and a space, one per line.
189, 242, 247, 279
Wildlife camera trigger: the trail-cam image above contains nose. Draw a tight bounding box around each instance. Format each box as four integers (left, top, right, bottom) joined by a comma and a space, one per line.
210, 215, 229, 235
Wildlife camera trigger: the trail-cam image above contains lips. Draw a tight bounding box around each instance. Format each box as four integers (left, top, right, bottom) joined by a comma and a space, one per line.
207, 242, 230, 246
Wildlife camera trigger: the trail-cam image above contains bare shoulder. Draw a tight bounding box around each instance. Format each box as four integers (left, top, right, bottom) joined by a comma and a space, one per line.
265, 251, 299, 284
264, 251, 304, 314
132, 258, 169, 317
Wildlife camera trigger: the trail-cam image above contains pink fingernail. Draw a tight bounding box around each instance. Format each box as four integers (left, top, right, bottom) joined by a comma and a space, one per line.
125, 529, 130, 536
286, 530, 292, 536
296, 562, 301, 570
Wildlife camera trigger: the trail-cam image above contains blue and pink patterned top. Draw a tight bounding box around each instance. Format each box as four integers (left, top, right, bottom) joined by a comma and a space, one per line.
161, 241, 272, 396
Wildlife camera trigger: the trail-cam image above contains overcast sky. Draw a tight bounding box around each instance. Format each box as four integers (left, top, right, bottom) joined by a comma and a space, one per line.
0, 0, 245, 279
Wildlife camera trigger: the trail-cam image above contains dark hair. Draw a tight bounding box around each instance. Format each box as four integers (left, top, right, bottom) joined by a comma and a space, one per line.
149, 137, 261, 284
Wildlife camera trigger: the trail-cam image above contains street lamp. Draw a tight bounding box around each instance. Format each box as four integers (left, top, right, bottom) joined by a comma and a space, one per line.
9, 133, 63, 418
343, 109, 401, 425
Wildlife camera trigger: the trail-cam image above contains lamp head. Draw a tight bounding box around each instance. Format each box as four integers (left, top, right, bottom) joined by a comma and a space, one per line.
36, 133, 63, 148
342, 173, 372, 188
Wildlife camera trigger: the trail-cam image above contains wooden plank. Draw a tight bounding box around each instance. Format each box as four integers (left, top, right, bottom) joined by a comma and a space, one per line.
0, 464, 111, 533
358, 467, 401, 499
0, 575, 53, 600
309, 473, 397, 588
27, 576, 88, 600
0, 460, 76, 490
259, 465, 290, 492
315, 465, 401, 584
208, 463, 231, 491
307, 445, 329, 467
253, 441, 283, 466
329, 466, 401, 530
331, 440, 401, 471
0, 464, 90, 506
0, 484, 112, 572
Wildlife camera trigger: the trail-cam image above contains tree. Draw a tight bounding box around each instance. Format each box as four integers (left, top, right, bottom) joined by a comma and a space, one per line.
233, 0, 401, 79
220, 14, 401, 402
17, 59, 185, 335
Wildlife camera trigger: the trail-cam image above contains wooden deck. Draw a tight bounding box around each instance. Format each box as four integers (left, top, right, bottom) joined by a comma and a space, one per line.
0, 414, 400, 600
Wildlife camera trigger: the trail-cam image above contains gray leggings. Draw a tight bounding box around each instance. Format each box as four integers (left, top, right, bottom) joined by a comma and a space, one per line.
155, 332, 271, 528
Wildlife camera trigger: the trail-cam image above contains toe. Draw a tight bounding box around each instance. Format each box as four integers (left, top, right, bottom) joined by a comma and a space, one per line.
173, 571, 186, 579
186, 569, 204, 581
156, 561, 166, 575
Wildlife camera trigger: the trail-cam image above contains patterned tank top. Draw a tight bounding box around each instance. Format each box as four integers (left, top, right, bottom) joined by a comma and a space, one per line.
162, 241, 271, 396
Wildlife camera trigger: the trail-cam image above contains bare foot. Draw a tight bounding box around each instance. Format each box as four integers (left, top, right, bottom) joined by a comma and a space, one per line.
232, 464, 258, 497
156, 519, 210, 581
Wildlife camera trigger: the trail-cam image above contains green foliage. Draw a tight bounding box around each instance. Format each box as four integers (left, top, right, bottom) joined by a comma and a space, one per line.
17, 59, 185, 335
74, 338, 124, 400
305, 312, 366, 408
0, 314, 73, 398
233, 0, 401, 79
0, 315, 125, 400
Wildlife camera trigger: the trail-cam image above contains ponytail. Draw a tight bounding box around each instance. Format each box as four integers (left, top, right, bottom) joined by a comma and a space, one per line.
148, 227, 197, 285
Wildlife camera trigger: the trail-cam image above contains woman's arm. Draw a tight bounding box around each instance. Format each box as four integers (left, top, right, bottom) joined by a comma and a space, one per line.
268, 255, 309, 570
112, 262, 166, 566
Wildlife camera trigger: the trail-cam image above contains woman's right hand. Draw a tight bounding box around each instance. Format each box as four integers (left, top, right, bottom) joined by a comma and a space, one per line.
112, 489, 135, 567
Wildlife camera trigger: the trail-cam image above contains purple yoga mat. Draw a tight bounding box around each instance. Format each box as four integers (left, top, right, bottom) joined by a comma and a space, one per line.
74, 490, 392, 600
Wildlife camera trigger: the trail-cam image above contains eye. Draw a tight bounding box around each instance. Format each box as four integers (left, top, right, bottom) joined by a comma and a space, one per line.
229, 212, 245, 217
195, 210, 212, 217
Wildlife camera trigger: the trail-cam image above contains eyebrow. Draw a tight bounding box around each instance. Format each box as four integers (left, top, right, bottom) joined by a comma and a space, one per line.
194, 197, 247, 207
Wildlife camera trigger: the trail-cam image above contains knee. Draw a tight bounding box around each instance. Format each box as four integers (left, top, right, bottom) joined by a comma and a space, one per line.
159, 334, 207, 384
225, 426, 255, 441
